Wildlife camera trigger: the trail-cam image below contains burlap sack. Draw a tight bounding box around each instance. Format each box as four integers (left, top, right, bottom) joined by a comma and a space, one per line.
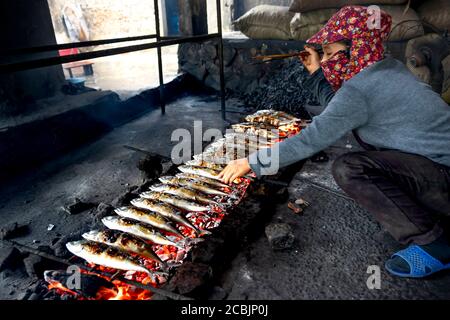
290, 0, 407, 13
290, 6, 423, 41
290, 9, 337, 41
233, 5, 295, 40
380, 5, 423, 41
418, 0, 450, 32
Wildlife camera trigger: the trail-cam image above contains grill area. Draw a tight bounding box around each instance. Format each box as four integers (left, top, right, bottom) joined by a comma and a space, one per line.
0, 96, 305, 300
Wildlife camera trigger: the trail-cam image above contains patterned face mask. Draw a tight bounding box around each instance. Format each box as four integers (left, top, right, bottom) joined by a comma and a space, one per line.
307, 5, 392, 91
320, 50, 350, 92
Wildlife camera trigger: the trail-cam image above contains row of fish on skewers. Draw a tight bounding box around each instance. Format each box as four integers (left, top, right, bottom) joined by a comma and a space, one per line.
65, 163, 247, 279
65, 109, 304, 280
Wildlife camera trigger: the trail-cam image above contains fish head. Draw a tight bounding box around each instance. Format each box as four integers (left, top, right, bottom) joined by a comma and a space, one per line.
101, 216, 121, 228
159, 176, 175, 184
114, 206, 130, 215
65, 240, 86, 255
82, 230, 101, 241
149, 184, 166, 191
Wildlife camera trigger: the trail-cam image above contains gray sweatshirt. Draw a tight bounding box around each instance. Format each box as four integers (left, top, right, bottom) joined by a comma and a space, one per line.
249, 57, 450, 177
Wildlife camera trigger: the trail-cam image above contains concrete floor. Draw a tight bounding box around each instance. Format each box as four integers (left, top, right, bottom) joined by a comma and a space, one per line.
220, 140, 450, 300
1, 94, 449, 300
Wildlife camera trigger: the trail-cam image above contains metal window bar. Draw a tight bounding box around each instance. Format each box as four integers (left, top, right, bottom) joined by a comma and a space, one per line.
0, 0, 227, 119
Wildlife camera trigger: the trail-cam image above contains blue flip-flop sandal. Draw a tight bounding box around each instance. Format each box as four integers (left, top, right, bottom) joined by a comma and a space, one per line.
385, 245, 450, 278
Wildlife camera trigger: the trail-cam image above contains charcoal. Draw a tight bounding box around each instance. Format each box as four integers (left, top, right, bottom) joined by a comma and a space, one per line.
23, 255, 42, 278
209, 286, 228, 300
52, 231, 82, 258
113, 191, 139, 207
165, 262, 212, 295
137, 155, 163, 179
28, 293, 41, 300
231, 60, 317, 119
44, 270, 114, 298
92, 202, 114, 225
0, 222, 30, 240
61, 198, 96, 215
265, 223, 295, 250
0, 246, 23, 271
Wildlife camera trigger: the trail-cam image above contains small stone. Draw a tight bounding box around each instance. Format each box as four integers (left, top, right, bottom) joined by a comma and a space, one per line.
47, 224, 55, 231
62, 198, 96, 215
265, 223, 295, 251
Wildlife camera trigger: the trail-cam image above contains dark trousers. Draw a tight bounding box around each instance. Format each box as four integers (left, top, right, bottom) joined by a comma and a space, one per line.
332, 150, 450, 245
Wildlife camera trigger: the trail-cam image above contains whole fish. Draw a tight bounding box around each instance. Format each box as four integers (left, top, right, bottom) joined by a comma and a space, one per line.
102, 216, 184, 249
140, 191, 209, 212
161, 176, 230, 197
149, 184, 218, 206
115, 206, 184, 238
185, 159, 225, 171
130, 198, 204, 235
176, 173, 230, 189
82, 229, 167, 269
231, 123, 279, 139
66, 240, 156, 275
178, 165, 221, 180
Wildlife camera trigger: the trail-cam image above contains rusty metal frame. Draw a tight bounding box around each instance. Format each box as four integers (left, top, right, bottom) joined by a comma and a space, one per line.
0, 0, 227, 119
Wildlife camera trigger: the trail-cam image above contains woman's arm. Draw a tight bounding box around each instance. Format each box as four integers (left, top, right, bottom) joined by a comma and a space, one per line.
219, 84, 369, 183
303, 68, 335, 107
299, 46, 335, 107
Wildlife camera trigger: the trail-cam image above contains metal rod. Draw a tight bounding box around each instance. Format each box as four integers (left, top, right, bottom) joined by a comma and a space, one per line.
0, 33, 221, 74
154, 0, 166, 115
2, 239, 193, 301
295, 177, 356, 202
0, 34, 158, 57
216, 0, 227, 120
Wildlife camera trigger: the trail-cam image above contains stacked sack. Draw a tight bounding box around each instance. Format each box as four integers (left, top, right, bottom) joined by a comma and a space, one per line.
233, 0, 450, 102
234, 1, 424, 42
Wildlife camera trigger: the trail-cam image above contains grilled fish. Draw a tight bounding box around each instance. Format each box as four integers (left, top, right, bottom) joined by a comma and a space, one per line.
82, 229, 167, 269
140, 191, 209, 212
161, 176, 230, 197
115, 206, 184, 238
175, 173, 231, 189
102, 216, 184, 249
232, 123, 279, 139
66, 240, 156, 275
149, 184, 218, 206
185, 159, 225, 171
178, 165, 221, 180
130, 198, 203, 234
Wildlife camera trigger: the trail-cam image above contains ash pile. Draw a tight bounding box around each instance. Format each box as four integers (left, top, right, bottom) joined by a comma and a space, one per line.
233, 59, 318, 119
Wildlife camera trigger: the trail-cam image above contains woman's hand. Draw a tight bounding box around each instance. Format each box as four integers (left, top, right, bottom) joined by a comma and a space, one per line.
300, 46, 321, 75
218, 158, 251, 184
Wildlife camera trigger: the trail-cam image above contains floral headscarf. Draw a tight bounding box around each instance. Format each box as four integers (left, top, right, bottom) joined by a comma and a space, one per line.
307, 6, 392, 91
